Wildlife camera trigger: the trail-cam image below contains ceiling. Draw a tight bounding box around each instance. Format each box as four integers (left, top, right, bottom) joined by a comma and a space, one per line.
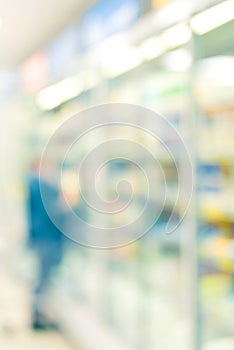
0, 0, 96, 68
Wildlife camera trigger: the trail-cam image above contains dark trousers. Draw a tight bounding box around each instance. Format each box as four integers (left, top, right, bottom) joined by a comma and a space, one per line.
32, 241, 63, 319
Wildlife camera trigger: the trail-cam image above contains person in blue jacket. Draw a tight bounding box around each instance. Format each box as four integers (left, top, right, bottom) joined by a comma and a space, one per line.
27, 159, 65, 330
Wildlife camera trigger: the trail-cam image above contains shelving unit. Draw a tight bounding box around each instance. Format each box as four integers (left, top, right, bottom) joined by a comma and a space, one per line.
20, 1, 234, 349
194, 53, 234, 348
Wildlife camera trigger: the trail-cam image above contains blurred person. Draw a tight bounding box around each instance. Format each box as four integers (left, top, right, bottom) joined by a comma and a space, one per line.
27, 158, 65, 330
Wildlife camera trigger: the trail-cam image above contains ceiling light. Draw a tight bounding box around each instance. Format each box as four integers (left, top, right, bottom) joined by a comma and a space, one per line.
140, 23, 191, 62
161, 23, 191, 48
140, 37, 165, 60
100, 39, 143, 78
191, 0, 234, 35
36, 75, 84, 111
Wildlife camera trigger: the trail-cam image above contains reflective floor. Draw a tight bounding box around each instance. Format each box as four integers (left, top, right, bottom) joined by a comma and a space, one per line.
0, 331, 74, 350
0, 255, 74, 350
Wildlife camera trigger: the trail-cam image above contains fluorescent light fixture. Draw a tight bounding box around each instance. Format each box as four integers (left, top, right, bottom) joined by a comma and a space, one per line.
36, 75, 84, 110
140, 37, 165, 60
140, 23, 191, 61
163, 49, 192, 71
103, 48, 142, 77
101, 40, 143, 78
161, 23, 191, 48
191, 0, 234, 35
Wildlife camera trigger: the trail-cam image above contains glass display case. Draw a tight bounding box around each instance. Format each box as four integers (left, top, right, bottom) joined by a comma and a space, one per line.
194, 18, 234, 350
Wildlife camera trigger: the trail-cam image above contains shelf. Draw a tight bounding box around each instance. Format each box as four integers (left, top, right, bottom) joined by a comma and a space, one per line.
199, 192, 234, 223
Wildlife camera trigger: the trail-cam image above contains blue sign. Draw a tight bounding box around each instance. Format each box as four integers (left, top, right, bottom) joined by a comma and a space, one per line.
81, 0, 141, 48
46, 25, 81, 81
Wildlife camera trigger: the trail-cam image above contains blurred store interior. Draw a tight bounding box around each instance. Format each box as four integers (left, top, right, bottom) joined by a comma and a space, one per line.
1, 0, 234, 349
